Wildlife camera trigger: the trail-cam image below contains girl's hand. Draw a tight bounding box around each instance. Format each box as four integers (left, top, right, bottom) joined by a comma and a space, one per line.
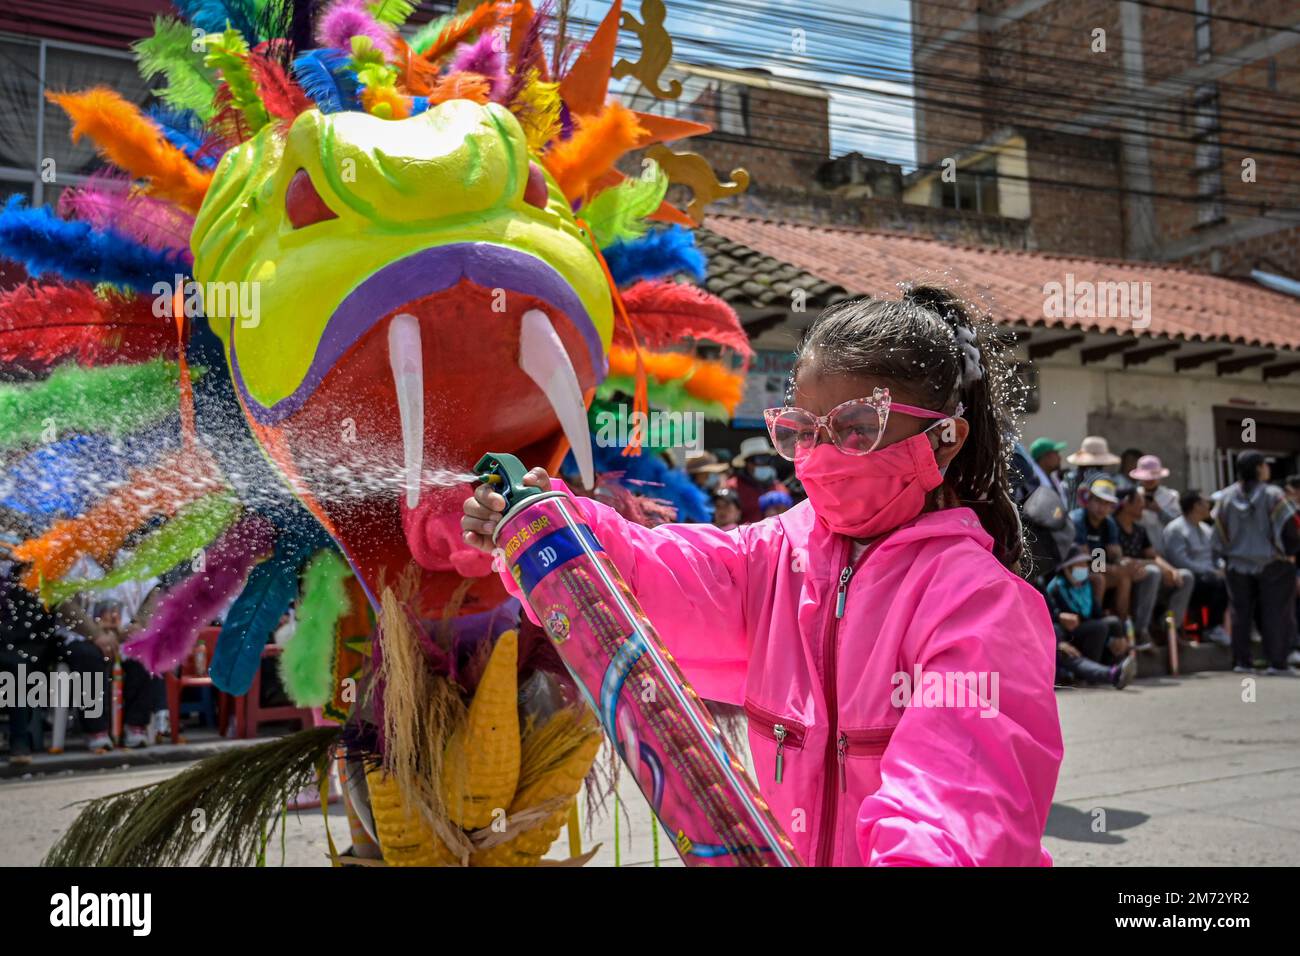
1057, 641, 1081, 659
1058, 612, 1080, 632
461, 466, 553, 554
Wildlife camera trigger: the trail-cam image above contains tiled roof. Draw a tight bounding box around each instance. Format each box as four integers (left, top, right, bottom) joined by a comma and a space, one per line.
695, 227, 853, 313
704, 215, 1300, 352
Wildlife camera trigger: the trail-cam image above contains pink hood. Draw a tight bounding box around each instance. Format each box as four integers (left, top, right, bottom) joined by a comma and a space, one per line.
502, 485, 1063, 866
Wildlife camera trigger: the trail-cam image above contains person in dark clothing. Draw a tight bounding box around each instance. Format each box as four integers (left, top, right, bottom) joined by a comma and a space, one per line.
1044, 545, 1136, 688
1213, 451, 1300, 675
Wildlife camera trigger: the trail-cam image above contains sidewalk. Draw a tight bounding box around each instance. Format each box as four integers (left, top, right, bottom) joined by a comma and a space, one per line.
0, 728, 268, 781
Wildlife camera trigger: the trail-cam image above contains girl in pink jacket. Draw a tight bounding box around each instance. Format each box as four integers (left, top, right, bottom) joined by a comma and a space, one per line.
464, 286, 1063, 866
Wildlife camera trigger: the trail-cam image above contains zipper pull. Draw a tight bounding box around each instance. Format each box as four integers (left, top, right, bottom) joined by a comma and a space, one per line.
835, 565, 853, 619
837, 731, 848, 792
773, 724, 787, 783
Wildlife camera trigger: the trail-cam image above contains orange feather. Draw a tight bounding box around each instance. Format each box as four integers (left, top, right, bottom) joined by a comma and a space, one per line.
11, 448, 223, 591
47, 88, 212, 214
558, 0, 621, 117
426, 72, 492, 105
543, 102, 645, 203
421, 2, 518, 65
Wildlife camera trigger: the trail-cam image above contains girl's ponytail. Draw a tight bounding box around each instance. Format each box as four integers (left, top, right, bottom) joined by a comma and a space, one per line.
901, 286, 1024, 571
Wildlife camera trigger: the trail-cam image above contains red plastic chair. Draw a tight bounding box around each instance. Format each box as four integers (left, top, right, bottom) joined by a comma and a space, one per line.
234, 644, 314, 739
165, 627, 234, 744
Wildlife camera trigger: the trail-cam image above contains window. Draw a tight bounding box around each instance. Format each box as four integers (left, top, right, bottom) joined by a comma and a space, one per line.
0, 34, 148, 207
939, 156, 999, 215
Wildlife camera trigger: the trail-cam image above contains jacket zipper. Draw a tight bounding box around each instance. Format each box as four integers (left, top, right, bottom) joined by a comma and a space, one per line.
837, 727, 894, 791
816, 539, 853, 867
743, 700, 807, 784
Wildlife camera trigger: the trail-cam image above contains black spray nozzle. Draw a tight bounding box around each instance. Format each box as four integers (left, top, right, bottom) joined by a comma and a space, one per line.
473, 453, 545, 509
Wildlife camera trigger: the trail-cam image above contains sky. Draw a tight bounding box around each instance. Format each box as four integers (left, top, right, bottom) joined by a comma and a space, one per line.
566, 0, 919, 169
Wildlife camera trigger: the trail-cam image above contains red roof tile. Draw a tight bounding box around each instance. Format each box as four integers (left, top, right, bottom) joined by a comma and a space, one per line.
705, 215, 1300, 353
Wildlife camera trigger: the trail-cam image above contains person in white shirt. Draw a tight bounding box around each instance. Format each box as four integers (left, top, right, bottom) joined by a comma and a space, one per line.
1164, 489, 1230, 647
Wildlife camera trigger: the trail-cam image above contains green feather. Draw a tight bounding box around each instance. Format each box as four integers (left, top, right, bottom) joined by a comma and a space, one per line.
203, 28, 270, 133
581, 166, 670, 249
368, 0, 417, 27
42, 726, 341, 866
134, 17, 220, 120
44, 493, 240, 606
410, 13, 454, 55
0, 359, 204, 450
279, 549, 352, 707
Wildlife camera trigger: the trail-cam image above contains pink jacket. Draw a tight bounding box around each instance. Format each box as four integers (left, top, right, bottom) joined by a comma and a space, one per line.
502, 485, 1063, 866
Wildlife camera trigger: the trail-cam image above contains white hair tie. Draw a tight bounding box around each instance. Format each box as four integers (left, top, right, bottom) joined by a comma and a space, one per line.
954, 325, 984, 386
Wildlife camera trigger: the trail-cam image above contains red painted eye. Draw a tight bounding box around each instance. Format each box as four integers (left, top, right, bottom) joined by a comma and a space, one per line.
523, 161, 549, 209
285, 168, 338, 229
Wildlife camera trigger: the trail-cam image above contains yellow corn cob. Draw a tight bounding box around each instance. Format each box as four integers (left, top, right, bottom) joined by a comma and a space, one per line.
470, 724, 602, 866
366, 769, 460, 867
440, 629, 521, 830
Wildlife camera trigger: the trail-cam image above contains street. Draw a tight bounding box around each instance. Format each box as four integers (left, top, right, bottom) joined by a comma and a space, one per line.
2, 671, 1297, 867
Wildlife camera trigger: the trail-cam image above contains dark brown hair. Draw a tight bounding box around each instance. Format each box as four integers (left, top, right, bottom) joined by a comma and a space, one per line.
793, 285, 1024, 570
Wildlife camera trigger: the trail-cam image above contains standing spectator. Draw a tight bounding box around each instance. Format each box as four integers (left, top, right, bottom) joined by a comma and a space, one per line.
1119, 448, 1144, 480
1064, 435, 1122, 506
1165, 489, 1231, 646
1, 558, 59, 766
727, 436, 786, 523
1114, 484, 1193, 641
1213, 451, 1300, 675
1045, 545, 1135, 689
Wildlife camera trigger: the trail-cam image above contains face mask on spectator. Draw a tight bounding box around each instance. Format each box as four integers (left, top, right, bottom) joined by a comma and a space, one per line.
752, 465, 776, 482
1069, 566, 1090, 584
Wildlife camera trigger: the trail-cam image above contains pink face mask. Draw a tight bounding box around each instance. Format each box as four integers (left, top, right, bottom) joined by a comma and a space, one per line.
794, 428, 944, 538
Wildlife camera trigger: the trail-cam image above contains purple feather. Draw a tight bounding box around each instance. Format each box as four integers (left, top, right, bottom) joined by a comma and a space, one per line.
504, 1, 550, 105
122, 515, 276, 675
316, 0, 393, 56
451, 32, 511, 102
58, 171, 194, 262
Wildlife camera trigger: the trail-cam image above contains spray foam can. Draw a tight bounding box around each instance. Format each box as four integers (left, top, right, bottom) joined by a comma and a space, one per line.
475, 453, 799, 867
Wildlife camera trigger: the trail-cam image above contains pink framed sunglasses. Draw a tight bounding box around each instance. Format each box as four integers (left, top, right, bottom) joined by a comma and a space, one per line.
763, 387, 954, 461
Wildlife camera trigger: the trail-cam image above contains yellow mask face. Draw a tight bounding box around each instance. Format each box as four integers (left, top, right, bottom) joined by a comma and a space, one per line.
191, 100, 613, 414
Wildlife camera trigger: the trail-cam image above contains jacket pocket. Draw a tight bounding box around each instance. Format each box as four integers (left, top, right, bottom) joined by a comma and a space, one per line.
841, 726, 893, 759
744, 699, 806, 785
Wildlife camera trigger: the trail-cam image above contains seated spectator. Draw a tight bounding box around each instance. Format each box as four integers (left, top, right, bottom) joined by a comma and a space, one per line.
712, 489, 742, 531
1114, 484, 1193, 642
685, 450, 730, 493
1129, 454, 1180, 555
1011, 438, 1073, 589
1065, 435, 1122, 506
1045, 545, 1135, 689
727, 437, 787, 523
1071, 475, 1156, 643
759, 489, 793, 518
1165, 490, 1230, 646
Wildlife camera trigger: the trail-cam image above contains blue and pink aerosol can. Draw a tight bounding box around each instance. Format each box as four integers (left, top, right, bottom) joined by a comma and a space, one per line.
474, 453, 799, 867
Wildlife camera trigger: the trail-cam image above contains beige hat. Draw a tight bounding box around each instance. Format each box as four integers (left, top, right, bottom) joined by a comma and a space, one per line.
685, 450, 730, 475
732, 435, 778, 467
1066, 435, 1121, 468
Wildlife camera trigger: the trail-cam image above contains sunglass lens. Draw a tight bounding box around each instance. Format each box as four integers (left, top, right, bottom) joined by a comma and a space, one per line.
768, 410, 817, 460
829, 403, 884, 453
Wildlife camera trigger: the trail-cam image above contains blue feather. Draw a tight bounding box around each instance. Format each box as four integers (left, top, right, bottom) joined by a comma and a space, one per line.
209, 519, 334, 695
601, 225, 706, 288
292, 49, 362, 114
566, 442, 713, 523
146, 106, 218, 170
0, 195, 191, 292
173, 0, 262, 45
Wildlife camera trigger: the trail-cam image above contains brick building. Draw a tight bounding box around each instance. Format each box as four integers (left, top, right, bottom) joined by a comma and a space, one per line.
908, 0, 1300, 276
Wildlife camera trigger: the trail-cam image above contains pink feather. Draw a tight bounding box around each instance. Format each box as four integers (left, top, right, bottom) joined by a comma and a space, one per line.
58, 171, 194, 261
451, 31, 511, 101
316, 0, 394, 56
122, 515, 276, 675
